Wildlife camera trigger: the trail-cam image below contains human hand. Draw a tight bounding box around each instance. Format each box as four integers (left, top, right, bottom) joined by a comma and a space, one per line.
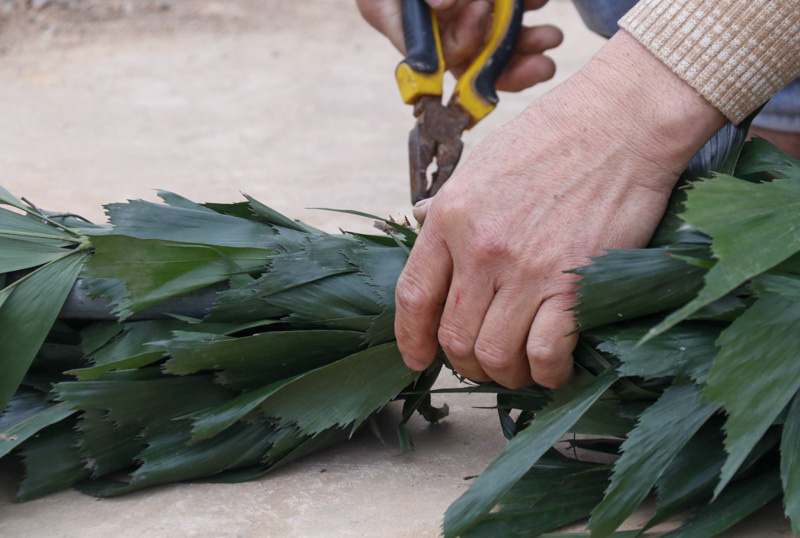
355, 0, 562, 92
396, 31, 727, 389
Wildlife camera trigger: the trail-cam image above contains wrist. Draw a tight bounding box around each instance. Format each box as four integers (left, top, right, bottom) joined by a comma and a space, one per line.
525, 30, 727, 178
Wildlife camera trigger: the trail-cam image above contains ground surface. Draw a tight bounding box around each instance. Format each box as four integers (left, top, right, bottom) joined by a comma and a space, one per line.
0, 1, 793, 536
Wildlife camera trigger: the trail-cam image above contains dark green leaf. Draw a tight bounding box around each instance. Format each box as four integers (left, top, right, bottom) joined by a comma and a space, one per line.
588, 382, 717, 537
256, 236, 360, 295
244, 194, 315, 233
0, 399, 75, 458
781, 391, 800, 532
443, 369, 618, 537
649, 419, 727, 527
663, 469, 781, 538
363, 307, 396, 346
79, 323, 124, 356
259, 343, 417, 435
55, 374, 233, 427
264, 272, 384, 320
205, 276, 288, 322
86, 234, 272, 318
84, 422, 277, 496
591, 321, 720, 383
463, 455, 611, 538
704, 290, 800, 495
755, 272, 800, 302
0, 237, 70, 272
735, 137, 800, 178
186, 379, 293, 443
161, 330, 364, 389
67, 320, 185, 379
76, 409, 144, 477
648, 170, 800, 340
100, 198, 285, 249
16, 420, 90, 501
0, 252, 88, 412
265, 426, 351, 470
571, 247, 707, 331
540, 369, 633, 437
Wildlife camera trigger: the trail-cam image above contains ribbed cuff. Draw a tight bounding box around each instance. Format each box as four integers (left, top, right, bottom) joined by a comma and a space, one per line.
619, 0, 800, 124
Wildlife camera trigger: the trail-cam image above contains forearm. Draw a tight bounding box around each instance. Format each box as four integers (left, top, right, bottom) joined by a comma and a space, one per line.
620, 0, 800, 125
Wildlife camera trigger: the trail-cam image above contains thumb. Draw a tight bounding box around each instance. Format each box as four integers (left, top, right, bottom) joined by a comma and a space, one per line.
413, 198, 432, 225
355, 0, 405, 53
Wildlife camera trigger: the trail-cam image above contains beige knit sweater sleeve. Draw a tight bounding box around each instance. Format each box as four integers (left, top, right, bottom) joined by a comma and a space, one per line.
618, 0, 800, 124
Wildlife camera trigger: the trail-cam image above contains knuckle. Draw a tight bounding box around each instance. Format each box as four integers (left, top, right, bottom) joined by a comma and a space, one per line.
474, 339, 513, 371
438, 324, 475, 359
433, 193, 466, 221
395, 275, 430, 315
469, 221, 512, 259
544, 292, 579, 312
526, 340, 564, 372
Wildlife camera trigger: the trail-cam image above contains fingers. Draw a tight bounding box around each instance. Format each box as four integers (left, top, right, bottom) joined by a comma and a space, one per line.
395, 228, 453, 371
413, 198, 431, 225
526, 295, 578, 388
440, 1, 491, 68
355, 0, 406, 53
444, 22, 561, 93
495, 53, 556, 92
494, 24, 561, 92
516, 24, 563, 55
437, 269, 494, 382
473, 286, 537, 388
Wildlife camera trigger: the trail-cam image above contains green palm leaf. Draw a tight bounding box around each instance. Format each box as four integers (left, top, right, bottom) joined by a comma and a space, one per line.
0, 251, 88, 411
443, 369, 618, 537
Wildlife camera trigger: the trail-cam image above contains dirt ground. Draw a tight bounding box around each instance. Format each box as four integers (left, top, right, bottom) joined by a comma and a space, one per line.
0, 1, 793, 537
0, 0, 606, 232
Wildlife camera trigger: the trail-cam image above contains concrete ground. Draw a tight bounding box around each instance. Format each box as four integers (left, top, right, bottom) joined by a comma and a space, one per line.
0, 1, 793, 536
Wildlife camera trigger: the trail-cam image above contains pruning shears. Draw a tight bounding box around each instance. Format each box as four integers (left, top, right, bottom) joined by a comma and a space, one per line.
396, 0, 524, 204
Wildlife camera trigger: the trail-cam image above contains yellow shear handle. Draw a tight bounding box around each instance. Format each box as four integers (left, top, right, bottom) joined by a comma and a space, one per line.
395, 0, 445, 104
453, 0, 524, 127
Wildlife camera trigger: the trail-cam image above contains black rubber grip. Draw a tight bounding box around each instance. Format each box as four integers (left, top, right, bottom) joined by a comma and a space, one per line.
401, 0, 440, 74
473, 0, 524, 105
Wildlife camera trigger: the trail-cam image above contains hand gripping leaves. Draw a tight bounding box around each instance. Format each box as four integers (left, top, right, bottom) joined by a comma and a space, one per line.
2, 134, 800, 536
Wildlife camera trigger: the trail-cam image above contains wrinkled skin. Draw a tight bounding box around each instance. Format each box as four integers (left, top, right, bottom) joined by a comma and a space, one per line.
359, 1, 727, 389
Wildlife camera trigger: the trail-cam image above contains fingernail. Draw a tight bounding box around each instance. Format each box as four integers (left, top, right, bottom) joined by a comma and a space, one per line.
428, 0, 443, 7
414, 198, 430, 208
402, 354, 427, 371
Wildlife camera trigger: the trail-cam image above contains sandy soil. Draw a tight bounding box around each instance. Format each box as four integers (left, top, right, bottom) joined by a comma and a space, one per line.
0, 1, 792, 537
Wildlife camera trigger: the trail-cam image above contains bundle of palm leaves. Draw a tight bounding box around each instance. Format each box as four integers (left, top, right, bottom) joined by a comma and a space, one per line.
0, 188, 446, 500
1, 126, 799, 536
